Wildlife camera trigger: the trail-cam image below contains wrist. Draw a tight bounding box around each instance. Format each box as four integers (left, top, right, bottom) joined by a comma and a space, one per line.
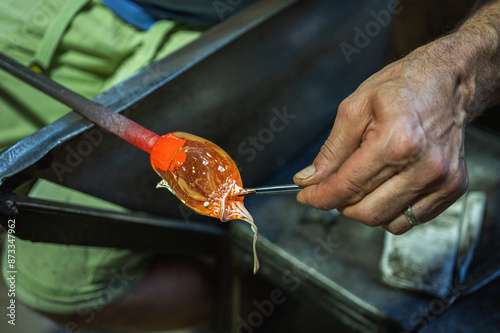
405, 2, 500, 124
448, 4, 500, 121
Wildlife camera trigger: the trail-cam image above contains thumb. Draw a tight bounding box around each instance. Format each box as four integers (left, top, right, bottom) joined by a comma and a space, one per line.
294, 98, 369, 186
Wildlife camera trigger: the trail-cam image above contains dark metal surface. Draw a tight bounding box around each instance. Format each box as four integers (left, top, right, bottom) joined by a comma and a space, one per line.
0, 192, 226, 253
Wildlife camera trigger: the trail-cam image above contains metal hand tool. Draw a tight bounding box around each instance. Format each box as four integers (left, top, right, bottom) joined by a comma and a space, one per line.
241, 184, 303, 196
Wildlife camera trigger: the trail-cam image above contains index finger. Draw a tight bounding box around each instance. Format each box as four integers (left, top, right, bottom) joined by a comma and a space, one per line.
297, 119, 424, 210
294, 96, 371, 186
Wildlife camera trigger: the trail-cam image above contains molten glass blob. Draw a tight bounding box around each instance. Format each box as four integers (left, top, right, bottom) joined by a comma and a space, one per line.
150, 132, 259, 273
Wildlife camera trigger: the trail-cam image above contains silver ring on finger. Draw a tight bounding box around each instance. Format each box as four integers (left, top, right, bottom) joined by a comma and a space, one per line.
404, 205, 423, 227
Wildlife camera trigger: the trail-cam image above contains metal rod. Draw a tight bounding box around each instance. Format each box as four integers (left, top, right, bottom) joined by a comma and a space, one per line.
242, 184, 303, 196
0, 52, 159, 153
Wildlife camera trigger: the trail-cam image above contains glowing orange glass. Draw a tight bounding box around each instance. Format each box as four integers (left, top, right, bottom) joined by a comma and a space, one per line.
150, 132, 259, 273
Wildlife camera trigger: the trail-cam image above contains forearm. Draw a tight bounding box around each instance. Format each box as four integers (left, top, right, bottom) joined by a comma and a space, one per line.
445, 0, 500, 120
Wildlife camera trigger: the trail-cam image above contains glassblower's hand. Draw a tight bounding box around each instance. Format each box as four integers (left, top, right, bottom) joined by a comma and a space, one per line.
294, 20, 500, 234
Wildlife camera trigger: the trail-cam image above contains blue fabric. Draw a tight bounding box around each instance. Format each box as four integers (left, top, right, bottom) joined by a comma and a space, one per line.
102, 0, 157, 30
102, 0, 258, 29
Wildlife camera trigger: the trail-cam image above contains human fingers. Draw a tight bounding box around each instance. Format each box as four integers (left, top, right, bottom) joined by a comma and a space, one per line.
296, 140, 391, 210
380, 189, 467, 235
338, 163, 468, 234
293, 95, 372, 186
296, 108, 427, 210
336, 172, 422, 232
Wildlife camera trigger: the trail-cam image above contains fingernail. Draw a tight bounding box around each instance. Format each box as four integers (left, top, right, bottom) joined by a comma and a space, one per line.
295, 165, 316, 180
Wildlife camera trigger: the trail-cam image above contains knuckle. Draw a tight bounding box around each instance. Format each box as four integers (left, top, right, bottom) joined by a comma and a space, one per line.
384, 218, 411, 235
344, 202, 383, 227
385, 128, 425, 163
338, 94, 367, 120
445, 170, 469, 196
359, 202, 383, 226
427, 157, 469, 196
458, 173, 469, 193
338, 96, 355, 115
339, 180, 366, 204
317, 204, 334, 211
336, 100, 352, 122
386, 225, 407, 236
298, 187, 335, 211
358, 210, 382, 227
423, 155, 450, 184
319, 141, 337, 162
315, 198, 339, 212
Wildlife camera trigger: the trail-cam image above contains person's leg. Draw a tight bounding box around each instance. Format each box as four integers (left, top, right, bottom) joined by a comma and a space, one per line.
0, 1, 211, 330
39, 257, 213, 332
